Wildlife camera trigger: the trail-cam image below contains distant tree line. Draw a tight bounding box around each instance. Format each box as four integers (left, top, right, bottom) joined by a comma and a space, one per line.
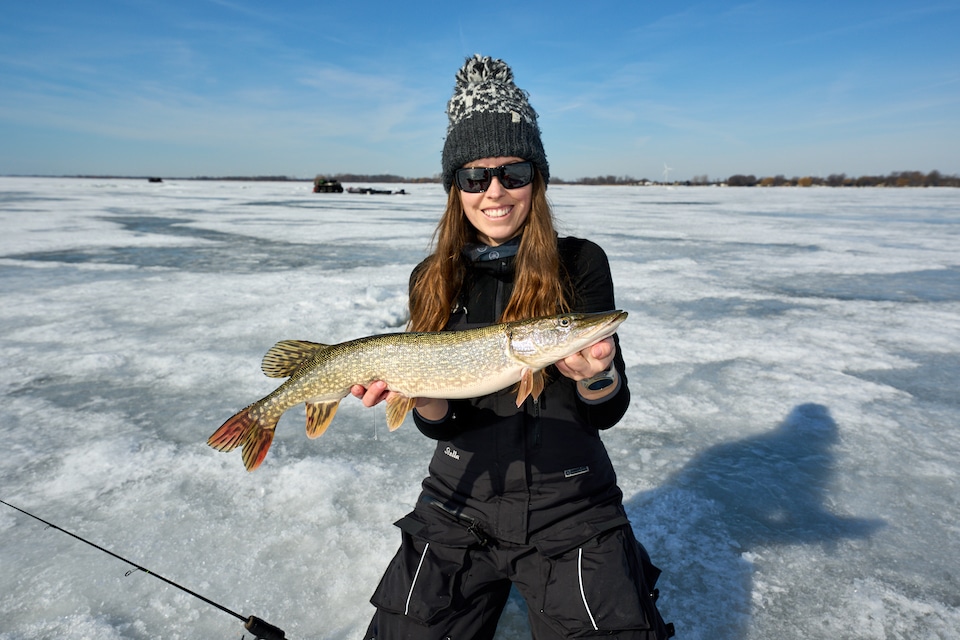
554, 170, 959, 187
326, 173, 438, 184
191, 175, 297, 182
554, 175, 641, 186
725, 170, 959, 187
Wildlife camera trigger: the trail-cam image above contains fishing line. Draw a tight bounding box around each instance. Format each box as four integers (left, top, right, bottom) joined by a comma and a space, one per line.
0, 499, 287, 640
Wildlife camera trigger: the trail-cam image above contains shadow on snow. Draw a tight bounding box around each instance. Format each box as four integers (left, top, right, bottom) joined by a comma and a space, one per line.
625, 403, 885, 639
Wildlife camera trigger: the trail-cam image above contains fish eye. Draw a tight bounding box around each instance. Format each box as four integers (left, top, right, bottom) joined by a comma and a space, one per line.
558, 317, 571, 327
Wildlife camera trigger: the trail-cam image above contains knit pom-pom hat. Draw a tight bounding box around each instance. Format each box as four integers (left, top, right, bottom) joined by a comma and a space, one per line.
441, 54, 549, 192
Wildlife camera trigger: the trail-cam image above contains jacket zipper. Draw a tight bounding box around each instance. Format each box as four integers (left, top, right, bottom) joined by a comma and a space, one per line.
532, 397, 542, 448
494, 260, 507, 320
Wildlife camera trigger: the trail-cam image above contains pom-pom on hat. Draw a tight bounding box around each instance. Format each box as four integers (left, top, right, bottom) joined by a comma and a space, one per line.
441, 55, 549, 192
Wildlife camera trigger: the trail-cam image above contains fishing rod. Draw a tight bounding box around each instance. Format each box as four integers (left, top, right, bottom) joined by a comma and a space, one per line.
0, 499, 286, 640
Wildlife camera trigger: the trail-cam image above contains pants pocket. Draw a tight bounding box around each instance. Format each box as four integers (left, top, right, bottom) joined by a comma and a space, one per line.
370, 532, 467, 625
541, 527, 659, 635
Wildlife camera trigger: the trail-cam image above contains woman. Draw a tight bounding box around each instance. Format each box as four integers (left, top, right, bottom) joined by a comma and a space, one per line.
353, 54, 673, 640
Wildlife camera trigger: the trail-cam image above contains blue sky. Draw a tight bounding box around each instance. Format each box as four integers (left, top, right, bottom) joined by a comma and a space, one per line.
1, 1, 957, 181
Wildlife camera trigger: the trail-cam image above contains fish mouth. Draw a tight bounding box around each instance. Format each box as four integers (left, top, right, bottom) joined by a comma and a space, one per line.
584, 310, 628, 341
560, 310, 629, 355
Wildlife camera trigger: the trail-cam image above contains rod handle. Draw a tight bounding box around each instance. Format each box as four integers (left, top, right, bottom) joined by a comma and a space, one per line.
244, 615, 286, 640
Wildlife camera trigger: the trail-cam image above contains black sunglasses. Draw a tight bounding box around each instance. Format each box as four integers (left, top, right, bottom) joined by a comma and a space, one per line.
454, 161, 535, 193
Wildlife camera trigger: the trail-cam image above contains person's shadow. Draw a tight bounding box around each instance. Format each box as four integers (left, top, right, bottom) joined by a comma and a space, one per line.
624, 403, 885, 639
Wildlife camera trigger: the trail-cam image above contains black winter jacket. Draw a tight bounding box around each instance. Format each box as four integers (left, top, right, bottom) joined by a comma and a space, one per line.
411, 236, 630, 545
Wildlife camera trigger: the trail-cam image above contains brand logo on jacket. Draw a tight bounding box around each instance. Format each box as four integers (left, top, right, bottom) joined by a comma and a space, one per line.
444, 446, 461, 460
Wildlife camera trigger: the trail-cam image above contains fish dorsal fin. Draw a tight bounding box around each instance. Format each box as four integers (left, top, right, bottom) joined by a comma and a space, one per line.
385, 395, 417, 431
261, 340, 328, 378
514, 368, 545, 407
305, 401, 340, 438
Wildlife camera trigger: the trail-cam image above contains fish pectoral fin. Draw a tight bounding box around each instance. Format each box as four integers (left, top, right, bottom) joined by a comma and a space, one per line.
305, 401, 339, 438
385, 395, 416, 431
515, 368, 545, 407
261, 340, 329, 378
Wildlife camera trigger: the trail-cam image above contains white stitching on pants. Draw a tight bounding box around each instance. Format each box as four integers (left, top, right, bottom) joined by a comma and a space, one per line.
578, 547, 599, 630
405, 542, 430, 616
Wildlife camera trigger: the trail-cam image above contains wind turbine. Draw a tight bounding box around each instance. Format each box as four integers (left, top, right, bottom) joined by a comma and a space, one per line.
662, 162, 673, 184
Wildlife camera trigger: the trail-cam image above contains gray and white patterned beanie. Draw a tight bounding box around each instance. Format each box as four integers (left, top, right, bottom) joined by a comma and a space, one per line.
441, 54, 549, 192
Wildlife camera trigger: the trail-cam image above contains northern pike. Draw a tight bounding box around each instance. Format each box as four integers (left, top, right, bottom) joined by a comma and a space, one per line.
208, 310, 627, 471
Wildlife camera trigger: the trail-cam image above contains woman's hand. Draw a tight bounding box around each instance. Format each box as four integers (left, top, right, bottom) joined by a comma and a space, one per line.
554, 337, 615, 381
555, 337, 619, 401
350, 382, 449, 421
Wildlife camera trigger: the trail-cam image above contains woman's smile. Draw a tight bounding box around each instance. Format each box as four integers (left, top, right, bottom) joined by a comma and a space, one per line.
482, 205, 513, 219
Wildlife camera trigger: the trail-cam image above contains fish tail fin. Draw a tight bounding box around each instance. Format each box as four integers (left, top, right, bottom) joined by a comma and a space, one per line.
515, 368, 545, 407
208, 405, 278, 472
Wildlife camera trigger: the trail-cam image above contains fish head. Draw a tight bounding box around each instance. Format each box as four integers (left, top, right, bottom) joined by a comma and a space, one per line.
506, 310, 628, 367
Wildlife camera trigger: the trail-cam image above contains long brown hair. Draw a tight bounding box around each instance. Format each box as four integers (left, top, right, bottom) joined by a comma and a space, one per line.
408, 171, 570, 332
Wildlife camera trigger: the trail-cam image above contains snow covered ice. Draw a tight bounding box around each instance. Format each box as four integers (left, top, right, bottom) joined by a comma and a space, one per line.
1, 176, 958, 639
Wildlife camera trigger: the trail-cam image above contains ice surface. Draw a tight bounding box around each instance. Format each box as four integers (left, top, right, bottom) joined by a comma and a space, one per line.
1, 177, 958, 639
